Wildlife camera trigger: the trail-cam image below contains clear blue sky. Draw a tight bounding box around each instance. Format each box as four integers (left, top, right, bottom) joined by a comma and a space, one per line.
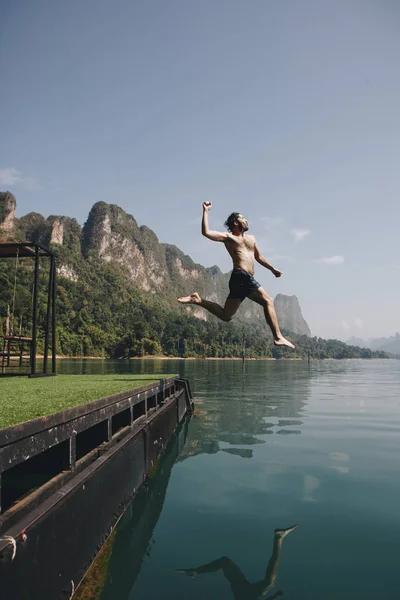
1, 0, 399, 340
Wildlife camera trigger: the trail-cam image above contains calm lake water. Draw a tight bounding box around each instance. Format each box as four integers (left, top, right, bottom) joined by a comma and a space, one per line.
68, 359, 400, 600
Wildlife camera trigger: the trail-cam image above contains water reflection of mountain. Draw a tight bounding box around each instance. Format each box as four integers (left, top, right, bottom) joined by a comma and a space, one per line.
75, 418, 191, 600
178, 362, 311, 462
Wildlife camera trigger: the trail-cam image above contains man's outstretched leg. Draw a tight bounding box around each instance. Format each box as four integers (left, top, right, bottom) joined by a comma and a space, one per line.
250, 524, 298, 597
178, 293, 242, 322
176, 556, 249, 587
249, 289, 295, 350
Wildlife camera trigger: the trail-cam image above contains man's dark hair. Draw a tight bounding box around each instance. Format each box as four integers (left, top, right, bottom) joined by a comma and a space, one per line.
224, 212, 241, 233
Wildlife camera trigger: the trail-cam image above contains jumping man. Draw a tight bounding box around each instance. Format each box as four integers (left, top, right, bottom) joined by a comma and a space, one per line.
178, 202, 295, 350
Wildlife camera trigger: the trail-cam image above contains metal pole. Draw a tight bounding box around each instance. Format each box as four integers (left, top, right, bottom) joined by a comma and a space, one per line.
31, 246, 40, 375
51, 256, 57, 374
43, 258, 53, 374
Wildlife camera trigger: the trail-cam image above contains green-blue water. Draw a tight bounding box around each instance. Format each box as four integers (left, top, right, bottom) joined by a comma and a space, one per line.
69, 359, 400, 600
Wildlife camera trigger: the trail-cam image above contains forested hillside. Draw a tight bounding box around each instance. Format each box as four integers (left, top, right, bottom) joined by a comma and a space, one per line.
0, 192, 387, 360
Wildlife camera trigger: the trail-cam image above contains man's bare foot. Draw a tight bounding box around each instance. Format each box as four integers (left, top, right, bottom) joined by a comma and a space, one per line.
274, 524, 298, 539
274, 337, 295, 350
175, 569, 197, 578
177, 293, 202, 305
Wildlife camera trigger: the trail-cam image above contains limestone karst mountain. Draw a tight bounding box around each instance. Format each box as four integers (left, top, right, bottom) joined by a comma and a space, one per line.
1, 194, 311, 336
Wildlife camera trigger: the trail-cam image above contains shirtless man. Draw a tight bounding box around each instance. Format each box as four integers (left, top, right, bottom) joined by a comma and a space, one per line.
178, 202, 295, 350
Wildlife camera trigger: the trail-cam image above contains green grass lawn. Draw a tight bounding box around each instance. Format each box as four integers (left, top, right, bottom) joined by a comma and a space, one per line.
0, 374, 177, 429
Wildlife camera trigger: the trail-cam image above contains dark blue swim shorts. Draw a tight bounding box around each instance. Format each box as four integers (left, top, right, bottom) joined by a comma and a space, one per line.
227, 269, 261, 301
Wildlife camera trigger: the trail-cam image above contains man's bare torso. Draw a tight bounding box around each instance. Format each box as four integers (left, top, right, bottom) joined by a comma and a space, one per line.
224, 234, 256, 275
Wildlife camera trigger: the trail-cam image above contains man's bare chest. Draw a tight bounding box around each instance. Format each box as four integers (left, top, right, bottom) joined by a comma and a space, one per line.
227, 236, 255, 253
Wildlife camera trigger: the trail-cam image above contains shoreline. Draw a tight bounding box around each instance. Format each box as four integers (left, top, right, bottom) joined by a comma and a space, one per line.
32, 355, 393, 362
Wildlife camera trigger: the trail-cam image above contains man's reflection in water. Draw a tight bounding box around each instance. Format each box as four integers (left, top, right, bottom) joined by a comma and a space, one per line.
176, 524, 297, 599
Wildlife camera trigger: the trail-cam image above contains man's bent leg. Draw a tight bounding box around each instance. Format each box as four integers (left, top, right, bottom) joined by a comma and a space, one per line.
248, 288, 295, 349
201, 297, 242, 321
178, 294, 242, 322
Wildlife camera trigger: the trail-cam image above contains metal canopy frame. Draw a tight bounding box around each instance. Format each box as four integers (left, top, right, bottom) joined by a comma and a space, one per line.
0, 242, 56, 377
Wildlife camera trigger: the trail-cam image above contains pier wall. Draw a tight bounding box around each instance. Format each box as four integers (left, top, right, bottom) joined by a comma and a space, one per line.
0, 377, 193, 599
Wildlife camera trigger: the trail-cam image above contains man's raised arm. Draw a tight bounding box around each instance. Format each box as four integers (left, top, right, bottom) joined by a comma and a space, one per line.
201, 202, 228, 242
254, 241, 282, 277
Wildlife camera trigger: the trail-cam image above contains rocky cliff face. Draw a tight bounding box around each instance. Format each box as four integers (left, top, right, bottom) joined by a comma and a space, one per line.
274, 294, 311, 336
0, 199, 82, 252
0, 192, 17, 233
49, 218, 64, 245
82, 202, 169, 292
81, 202, 231, 304
47, 216, 82, 253
0, 193, 311, 334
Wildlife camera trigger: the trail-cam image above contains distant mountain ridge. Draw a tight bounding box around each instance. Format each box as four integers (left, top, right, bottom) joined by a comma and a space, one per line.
347, 334, 400, 356
0, 193, 311, 336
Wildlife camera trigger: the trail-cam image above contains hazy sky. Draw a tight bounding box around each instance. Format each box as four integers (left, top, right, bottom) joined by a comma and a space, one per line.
1, 1, 399, 340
